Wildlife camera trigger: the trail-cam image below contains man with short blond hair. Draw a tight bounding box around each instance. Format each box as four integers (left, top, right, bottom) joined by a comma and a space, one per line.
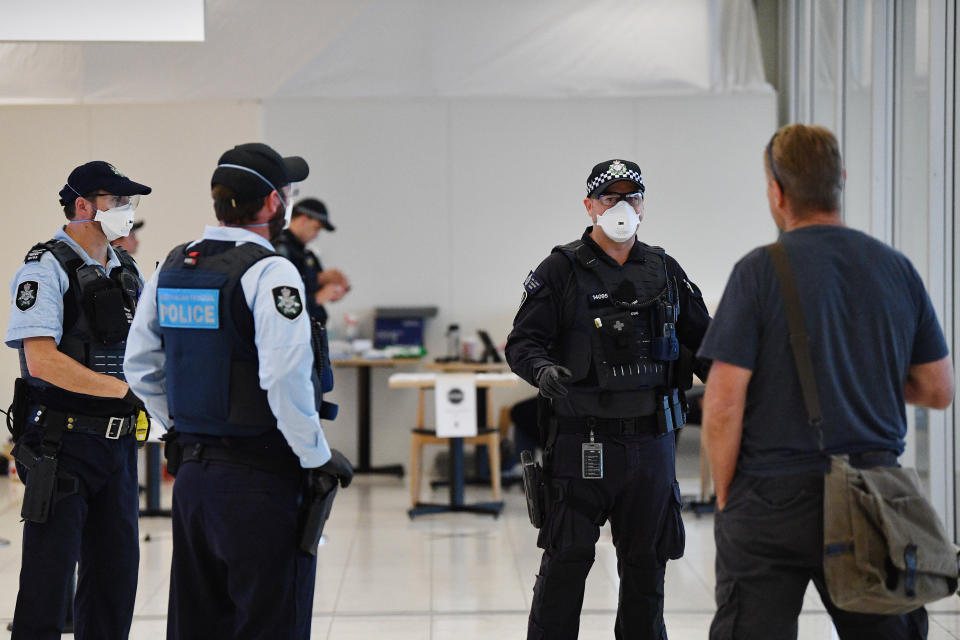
701, 123, 954, 639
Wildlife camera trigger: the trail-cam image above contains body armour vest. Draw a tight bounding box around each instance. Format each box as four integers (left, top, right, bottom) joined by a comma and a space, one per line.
157, 240, 336, 438
19, 240, 141, 417
553, 240, 680, 417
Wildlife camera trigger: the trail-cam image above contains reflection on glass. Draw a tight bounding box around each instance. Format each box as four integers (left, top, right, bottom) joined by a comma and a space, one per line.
893, 0, 930, 492
842, 1, 873, 233
812, 0, 841, 130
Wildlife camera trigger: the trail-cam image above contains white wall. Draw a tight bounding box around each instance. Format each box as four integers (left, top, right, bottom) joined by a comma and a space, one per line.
264, 93, 778, 466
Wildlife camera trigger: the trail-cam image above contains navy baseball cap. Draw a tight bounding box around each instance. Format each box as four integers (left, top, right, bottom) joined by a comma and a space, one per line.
58, 161, 152, 206
292, 198, 335, 231
586, 159, 645, 198
211, 142, 309, 202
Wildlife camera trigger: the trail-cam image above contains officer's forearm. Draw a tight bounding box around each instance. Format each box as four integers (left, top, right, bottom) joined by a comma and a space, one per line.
701, 361, 751, 509
23, 337, 128, 398
504, 340, 554, 388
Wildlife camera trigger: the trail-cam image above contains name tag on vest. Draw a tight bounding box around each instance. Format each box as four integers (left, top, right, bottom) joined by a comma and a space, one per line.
588, 291, 611, 308
157, 288, 220, 329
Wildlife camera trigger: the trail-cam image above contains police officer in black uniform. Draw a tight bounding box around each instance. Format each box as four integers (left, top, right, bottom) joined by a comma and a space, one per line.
272, 198, 350, 326
124, 143, 352, 639
5, 161, 150, 639
506, 159, 711, 640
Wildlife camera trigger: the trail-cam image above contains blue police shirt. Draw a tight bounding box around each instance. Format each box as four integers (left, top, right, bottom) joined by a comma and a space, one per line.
6, 227, 144, 350
123, 225, 332, 468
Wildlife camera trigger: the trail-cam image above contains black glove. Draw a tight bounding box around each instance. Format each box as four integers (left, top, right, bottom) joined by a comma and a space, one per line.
536, 365, 572, 399
315, 448, 354, 488
123, 387, 146, 412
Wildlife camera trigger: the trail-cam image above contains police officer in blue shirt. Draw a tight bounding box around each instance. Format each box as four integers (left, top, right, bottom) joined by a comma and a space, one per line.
506, 160, 711, 639
5, 161, 149, 639
123, 142, 353, 639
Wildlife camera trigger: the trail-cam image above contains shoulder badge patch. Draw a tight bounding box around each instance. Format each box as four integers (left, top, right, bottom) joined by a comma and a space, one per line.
523, 271, 543, 295
273, 286, 304, 320
16, 281, 39, 311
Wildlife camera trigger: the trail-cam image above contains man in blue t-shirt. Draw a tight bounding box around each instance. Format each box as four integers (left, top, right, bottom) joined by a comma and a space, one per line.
699, 124, 954, 639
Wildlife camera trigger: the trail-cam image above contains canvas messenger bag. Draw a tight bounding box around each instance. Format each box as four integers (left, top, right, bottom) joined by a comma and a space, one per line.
766, 242, 959, 615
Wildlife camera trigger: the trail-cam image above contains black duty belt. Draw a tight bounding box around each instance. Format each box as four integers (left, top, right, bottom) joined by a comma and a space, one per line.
180, 442, 301, 478
555, 415, 659, 436
37, 407, 136, 439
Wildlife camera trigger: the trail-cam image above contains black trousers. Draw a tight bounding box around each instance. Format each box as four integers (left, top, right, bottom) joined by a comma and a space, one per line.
528, 431, 683, 640
710, 472, 928, 640
167, 460, 317, 640
12, 423, 139, 640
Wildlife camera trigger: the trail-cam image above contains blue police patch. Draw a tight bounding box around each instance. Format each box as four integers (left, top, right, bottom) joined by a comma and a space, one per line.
157, 288, 220, 329
523, 271, 543, 295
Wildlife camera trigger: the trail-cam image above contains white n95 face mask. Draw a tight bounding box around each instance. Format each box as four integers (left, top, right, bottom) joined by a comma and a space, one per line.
596, 200, 640, 242
94, 204, 136, 241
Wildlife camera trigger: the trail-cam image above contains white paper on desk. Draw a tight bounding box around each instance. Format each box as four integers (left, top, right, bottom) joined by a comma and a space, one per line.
434, 374, 478, 438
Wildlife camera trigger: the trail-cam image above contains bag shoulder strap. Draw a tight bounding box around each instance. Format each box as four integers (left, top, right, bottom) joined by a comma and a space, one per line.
764, 242, 824, 449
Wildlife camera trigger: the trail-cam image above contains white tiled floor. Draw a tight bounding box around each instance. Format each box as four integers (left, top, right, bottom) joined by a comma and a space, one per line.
0, 456, 958, 639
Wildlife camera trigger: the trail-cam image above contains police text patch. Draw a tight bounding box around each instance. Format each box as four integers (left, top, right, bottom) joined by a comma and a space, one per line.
273, 286, 304, 320
157, 288, 220, 329
15, 281, 39, 311
523, 271, 543, 295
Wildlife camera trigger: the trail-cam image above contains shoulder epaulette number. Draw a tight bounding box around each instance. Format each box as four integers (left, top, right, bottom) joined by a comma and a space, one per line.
24, 242, 51, 264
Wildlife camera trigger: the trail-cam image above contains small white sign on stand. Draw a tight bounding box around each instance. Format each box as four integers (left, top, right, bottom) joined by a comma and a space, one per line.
434, 374, 478, 438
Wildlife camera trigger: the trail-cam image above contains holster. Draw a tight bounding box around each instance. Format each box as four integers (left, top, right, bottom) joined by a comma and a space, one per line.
162, 429, 183, 477
299, 471, 338, 555
521, 450, 546, 529
12, 442, 80, 524
7, 378, 30, 441
536, 395, 557, 449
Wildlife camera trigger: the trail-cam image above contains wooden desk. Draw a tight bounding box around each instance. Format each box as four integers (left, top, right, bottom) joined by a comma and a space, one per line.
389, 372, 520, 517
333, 358, 421, 476
425, 362, 510, 373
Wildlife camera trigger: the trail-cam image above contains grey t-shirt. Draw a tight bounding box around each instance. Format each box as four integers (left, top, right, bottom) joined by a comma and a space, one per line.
698, 225, 948, 476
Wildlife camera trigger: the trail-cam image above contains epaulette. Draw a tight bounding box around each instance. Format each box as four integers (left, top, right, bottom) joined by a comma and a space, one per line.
552, 239, 598, 269
24, 242, 53, 264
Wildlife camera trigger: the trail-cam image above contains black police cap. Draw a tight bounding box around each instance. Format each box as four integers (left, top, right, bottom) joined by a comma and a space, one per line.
211, 142, 309, 202
58, 161, 152, 206
292, 198, 335, 231
586, 159, 645, 198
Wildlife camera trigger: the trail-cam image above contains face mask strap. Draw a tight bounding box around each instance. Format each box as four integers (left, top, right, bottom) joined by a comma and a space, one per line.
216, 164, 282, 198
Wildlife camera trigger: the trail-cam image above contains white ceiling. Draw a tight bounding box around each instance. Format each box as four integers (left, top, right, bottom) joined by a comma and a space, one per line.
0, 0, 769, 104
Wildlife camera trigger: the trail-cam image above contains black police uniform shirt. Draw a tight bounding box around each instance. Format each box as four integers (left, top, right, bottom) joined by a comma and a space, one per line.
272, 228, 328, 325
698, 225, 949, 477
506, 226, 711, 417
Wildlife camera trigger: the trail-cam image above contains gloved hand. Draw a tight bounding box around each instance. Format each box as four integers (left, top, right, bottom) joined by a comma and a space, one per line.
315, 449, 354, 488
536, 365, 572, 399
122, 387, 146, 412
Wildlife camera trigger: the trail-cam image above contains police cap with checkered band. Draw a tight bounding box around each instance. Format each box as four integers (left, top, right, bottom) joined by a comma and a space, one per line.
586, 159, 645, 198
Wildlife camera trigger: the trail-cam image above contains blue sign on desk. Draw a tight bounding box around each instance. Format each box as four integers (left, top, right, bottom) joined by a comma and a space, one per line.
157, 288, 220, 329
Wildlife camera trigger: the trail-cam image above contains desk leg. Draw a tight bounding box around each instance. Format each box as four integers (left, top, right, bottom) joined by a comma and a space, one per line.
354, 366, 404, 477
450, 438, 464, 506
409, 420, 503, 519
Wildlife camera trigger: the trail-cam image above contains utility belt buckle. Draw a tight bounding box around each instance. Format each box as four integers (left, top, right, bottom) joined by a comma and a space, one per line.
105, 416, 125, 440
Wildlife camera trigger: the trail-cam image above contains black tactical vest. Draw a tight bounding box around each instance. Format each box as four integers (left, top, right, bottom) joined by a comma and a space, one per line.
19, 240, 141, 417
552, 239, 679, 417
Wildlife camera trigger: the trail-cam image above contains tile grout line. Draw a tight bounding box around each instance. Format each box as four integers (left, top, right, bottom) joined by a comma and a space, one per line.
325, 511, 363, 640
